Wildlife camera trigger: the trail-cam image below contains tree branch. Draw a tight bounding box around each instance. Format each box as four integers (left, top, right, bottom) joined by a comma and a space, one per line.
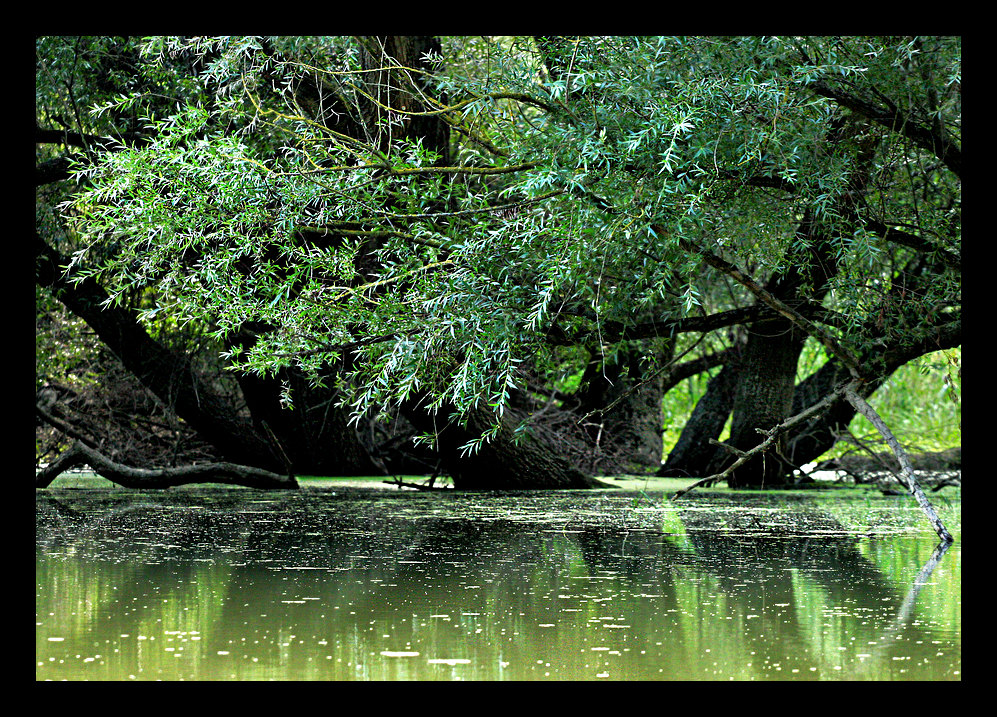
809, 79, 961, 178
671, 232, 865, 379
843, 385, 953, 543
35, 441, 298, 490
863, 219, 961, 271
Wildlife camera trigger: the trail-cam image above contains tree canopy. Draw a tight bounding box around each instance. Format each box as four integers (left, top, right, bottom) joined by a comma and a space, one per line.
40, 36, 960, 491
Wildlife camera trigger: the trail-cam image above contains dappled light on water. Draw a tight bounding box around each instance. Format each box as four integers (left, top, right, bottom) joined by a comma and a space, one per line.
36, 487, 960, 680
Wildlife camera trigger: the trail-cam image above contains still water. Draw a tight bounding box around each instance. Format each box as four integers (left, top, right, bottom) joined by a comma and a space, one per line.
36, 485, 960, 680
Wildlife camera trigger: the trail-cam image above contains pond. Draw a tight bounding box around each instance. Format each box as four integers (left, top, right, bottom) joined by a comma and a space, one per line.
36, 481, 960, 681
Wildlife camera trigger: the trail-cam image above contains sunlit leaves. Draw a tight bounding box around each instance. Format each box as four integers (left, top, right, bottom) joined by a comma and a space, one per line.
60, 35, 961, 437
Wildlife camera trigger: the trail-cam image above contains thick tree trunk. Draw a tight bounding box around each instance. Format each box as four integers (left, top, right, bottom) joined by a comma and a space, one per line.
658, 350, 741, 477
38, 235, 380, 477
704, 118, 878, 487
36, 234, 277, 468
237, 368, 385, 476
228, 327, 381, 475
574, 345, 669, 474
404, 402, 604, 490
721, 319, 807, 487
356, 36, 450, 164
36, 441, 298, 490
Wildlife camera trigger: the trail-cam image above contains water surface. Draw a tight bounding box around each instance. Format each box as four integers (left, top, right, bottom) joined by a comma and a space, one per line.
36, 485, 960, 680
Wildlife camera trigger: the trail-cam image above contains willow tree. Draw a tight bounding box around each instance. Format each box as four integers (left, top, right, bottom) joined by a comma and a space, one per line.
62, 36, 959, 498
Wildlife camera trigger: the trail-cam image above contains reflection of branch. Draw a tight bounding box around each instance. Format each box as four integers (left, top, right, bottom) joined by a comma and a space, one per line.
870, 540, 954, 655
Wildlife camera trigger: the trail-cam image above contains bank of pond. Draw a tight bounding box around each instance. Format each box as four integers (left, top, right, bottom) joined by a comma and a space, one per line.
36, 475, 960, 681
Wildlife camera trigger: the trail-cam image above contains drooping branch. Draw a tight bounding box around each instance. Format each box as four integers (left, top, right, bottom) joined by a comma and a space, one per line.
35, 441, 298, 490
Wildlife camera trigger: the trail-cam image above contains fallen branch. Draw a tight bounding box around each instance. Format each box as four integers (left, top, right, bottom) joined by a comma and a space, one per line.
35, 441, 298, 490
671, 380, 853, 500
843, 386, 953, 544
382, 478, 452, 491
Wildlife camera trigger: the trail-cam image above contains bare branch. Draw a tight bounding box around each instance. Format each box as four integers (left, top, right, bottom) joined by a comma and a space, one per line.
36, 441, 298, 490
843, 385, 953, 543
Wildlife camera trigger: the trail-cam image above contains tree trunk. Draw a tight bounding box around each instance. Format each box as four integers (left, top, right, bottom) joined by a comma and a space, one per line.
658, 355, 740, 477
574, 344, 669, 474
721, 319, 808, 487
404, 401, 604, 490
36, 234, 278, 469
227, 326, 381, 475
38, 235, 385, 478
709, 117, 878, 487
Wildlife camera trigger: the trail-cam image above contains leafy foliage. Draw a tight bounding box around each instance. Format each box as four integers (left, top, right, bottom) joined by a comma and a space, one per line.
60, 36, 961, 443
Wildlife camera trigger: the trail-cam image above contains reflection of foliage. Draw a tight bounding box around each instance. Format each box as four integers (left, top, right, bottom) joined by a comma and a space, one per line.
36, 489, 960, 680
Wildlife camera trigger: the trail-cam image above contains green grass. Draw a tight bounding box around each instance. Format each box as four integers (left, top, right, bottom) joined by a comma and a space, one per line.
844, 348, 961, 455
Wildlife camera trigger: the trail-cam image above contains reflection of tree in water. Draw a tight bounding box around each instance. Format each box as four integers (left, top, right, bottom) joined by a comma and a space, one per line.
675, 500, 953, 676
681, 509, 875, 669
37, 489, 956, 678
680, 503, 894, 600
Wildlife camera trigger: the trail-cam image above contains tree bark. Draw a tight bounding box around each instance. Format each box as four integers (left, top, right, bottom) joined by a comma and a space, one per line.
404, 401, 604, 490
574, 344, 669, 473
722, 318, 808, 487
658, 347, 741, 477
36, 441, 298, 490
